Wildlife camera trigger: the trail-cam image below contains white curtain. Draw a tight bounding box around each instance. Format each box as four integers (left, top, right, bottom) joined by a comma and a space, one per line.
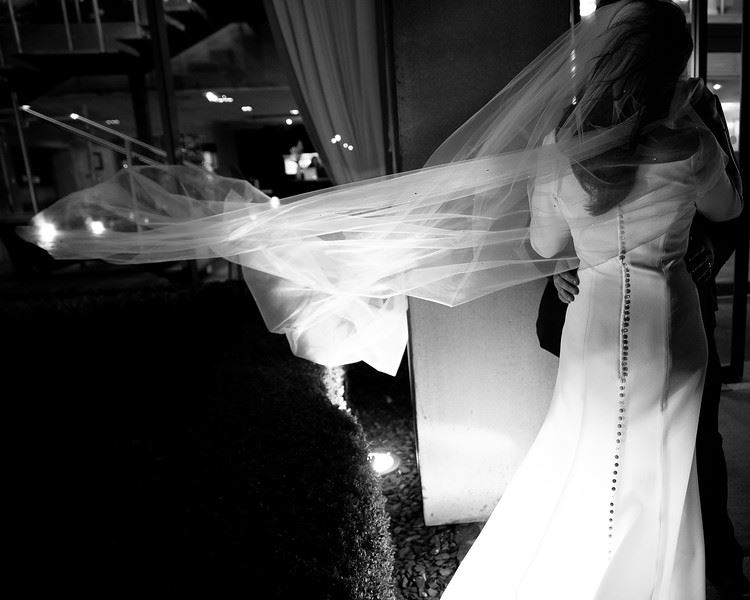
266, 0, 387, 184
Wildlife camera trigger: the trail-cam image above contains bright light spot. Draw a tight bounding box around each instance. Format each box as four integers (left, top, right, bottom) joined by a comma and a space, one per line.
70, 112, 80, 120
105, 119, 120, 125
330, 137, 338, 144
20, 104, 30, 110
241, 105, 253, 112
36, 219, 59, 248
368, 451, 400, 475
285, 118, 293, 125
289, 109, 300, 115
269, 196, 281, 208
86, 218, 105, 236
342, 143, 350, 149
205, 91, 233, 103
347, 145, 353, 151
580, 0, 596, 17
712, 83, 722, 90
334, 134, 342, 142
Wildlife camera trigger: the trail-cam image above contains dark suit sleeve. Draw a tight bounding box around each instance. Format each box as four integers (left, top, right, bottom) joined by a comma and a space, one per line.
536, 277, 568, 357
690, 81, 743, 274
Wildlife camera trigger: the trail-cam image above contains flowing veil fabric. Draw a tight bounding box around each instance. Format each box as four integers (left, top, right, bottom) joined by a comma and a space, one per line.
17, 2, 727, 375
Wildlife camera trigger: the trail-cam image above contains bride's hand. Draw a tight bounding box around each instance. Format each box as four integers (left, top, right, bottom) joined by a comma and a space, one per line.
553, 270, 579, 304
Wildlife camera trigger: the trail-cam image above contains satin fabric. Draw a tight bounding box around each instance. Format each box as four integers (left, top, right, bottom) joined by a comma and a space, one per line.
440, 150, 740, 599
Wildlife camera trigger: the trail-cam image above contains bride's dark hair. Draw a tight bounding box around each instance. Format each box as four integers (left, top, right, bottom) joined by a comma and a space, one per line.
561, 0, 693, 215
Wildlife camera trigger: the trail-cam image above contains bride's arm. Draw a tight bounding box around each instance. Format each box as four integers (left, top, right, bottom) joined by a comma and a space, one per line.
529, 133, 572, 258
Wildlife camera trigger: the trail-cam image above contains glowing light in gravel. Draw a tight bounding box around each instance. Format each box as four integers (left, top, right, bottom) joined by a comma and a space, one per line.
368, 451, 400, 475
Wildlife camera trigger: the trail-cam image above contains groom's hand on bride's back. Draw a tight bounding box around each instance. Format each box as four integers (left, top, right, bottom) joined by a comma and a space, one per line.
553, 270, 579, 304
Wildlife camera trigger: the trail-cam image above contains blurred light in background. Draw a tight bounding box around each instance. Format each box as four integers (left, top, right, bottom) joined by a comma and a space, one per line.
580, 0, 596, 17
35, 219, 59, 249
205, 91, 233, 103
241, 105, 253, 112
720, 102, 740, 151
86, 218, 105, 236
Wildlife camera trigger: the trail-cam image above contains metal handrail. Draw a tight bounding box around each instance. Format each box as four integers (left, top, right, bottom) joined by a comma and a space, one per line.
20, 105, 164, 167
5, 0, 147, 55
7, 0, 23, 53
91, 0, 105, 52
69, 112, 167, 158
60, 0, 74, 51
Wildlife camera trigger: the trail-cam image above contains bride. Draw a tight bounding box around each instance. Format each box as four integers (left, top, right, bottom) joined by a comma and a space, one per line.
19, 0, 742, 598
439, 2, 742, 599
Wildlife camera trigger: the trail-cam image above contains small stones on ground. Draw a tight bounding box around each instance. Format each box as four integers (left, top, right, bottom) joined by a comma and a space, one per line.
350, 379, 468, 600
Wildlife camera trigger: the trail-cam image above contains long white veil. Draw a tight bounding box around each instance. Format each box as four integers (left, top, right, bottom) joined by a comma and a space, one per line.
17, 1, 727, 374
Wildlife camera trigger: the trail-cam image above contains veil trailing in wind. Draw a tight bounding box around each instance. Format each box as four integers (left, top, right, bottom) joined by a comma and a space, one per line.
18, 1, 727, 374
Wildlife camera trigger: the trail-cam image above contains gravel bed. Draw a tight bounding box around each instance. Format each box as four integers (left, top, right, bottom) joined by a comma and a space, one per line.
347, 366, 483, 600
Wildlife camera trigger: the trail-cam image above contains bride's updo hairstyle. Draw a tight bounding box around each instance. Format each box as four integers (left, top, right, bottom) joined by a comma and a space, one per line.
562, 0, 693, 215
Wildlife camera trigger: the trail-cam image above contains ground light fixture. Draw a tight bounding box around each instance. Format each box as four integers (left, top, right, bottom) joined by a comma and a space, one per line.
368, 449, 401, 475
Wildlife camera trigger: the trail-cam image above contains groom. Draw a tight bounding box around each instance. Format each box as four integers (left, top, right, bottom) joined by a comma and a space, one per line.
535, 69, 747, 600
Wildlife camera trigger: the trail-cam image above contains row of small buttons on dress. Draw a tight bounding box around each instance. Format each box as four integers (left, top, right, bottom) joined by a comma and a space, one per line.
609, 208, 631, 554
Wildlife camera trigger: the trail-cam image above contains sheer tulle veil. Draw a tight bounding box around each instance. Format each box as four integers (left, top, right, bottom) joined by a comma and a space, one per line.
17, 0, 727, 374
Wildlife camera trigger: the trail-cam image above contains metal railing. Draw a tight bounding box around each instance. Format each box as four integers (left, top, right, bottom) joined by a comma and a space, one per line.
13, 103, 167, 214
3, 0, 145, 55
20, 105, 165, 166
2, 0, 206, 57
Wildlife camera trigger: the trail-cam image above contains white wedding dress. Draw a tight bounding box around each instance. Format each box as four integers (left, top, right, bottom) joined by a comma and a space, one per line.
440, 135, 741, 599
